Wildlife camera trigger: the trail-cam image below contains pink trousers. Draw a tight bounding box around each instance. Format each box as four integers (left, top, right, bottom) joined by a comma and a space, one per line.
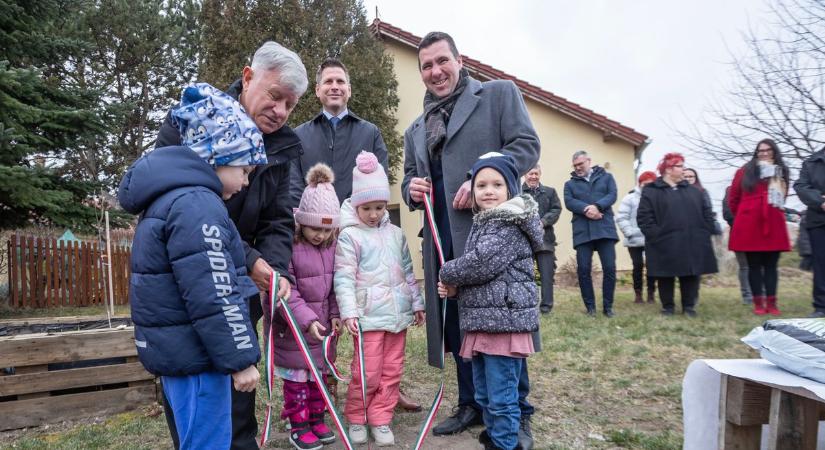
344, 330, 406, 426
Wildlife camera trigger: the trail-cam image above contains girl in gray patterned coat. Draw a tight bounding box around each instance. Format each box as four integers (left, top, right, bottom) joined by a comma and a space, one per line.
438, 152, 543, 450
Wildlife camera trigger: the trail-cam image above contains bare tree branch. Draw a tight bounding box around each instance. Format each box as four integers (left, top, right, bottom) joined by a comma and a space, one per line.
678, 0, 825, 174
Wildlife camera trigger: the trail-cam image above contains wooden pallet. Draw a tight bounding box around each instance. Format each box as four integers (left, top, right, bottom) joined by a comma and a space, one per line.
0, 326, 158, 430
718, 374, 825, 449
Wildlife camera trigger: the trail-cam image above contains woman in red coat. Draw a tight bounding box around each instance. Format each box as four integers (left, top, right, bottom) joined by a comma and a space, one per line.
728, 138, 791, 315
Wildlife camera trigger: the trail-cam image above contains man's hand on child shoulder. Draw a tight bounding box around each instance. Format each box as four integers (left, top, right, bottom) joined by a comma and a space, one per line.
437, 281, 457, 299
232, 365, 259, 392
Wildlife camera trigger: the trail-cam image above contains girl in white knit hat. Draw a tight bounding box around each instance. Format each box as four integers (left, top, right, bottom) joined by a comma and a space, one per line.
335, 151, 425, 446
271, 163, 341, 450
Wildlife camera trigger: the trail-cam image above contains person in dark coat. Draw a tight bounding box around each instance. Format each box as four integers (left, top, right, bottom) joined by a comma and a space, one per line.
401, 32, 540, 447
290, 58, 389, 206
684, 168, 722, 236
637, 153, 718, 316
522, 163, 562, 314
563, 150, 619, 317
722, 186, 753, 305
153, 42, 308, 450
728, 138, 791, 316
118, 84, 266, 449
794, 146, 825, 317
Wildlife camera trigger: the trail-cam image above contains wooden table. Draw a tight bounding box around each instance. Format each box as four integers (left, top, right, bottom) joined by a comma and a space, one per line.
719, 374, 824, 450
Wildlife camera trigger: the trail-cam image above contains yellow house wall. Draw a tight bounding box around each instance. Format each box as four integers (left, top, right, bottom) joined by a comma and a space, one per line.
385, 40, 636, 280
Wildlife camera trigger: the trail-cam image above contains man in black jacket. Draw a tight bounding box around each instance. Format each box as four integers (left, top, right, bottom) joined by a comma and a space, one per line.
523, 164, 562, 313
290, 58, 388, 205
794, 147, 825, 317
154, 41, 307, 450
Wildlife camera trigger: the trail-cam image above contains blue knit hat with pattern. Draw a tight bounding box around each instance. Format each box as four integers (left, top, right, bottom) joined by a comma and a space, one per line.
470, 152, 521, 199
172, 83, 267, 167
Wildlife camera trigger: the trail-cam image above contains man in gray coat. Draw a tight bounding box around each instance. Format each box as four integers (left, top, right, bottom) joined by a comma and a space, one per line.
401, 31, 540, 446
290, 58, 388, 205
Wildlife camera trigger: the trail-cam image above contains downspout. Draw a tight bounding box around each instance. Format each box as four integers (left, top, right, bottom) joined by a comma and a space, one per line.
634, 138, 652, 176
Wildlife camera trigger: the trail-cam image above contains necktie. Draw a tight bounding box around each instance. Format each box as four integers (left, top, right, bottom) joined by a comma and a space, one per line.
330, 116, 340, 130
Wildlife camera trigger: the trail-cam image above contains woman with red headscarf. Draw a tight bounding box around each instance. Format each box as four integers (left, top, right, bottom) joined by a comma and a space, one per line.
727, 138, 791, 315
637, 153, 719, 316
617, 171, 658, 304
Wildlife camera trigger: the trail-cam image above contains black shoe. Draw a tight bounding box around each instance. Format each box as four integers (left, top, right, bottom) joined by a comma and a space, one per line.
683, 308, 697, 317
540, 306, 552, 315
603, 309, 615, 318
586, 308, 596, 317
432, 405, 483, 436
661, 309, 674, 316
518, 415, 534, 450
478, 429, 492, 445
809, 310, 825, 318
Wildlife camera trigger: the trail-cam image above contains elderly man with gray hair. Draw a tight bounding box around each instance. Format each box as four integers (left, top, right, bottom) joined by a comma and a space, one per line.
563, 150, 619, 318
154, 41, 308, 450
522, 163, 562, 314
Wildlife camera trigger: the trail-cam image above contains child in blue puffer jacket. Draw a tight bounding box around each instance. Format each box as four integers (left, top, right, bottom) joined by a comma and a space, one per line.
118, 83, 267, 450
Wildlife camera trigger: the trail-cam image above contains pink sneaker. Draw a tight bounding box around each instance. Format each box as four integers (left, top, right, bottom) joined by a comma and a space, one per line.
309, 414, 336, 444
288, 422, 322, 450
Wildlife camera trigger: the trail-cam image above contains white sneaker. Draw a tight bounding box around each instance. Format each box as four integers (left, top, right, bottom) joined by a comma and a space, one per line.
371, 425, 395, 446
349, 424, 368, 444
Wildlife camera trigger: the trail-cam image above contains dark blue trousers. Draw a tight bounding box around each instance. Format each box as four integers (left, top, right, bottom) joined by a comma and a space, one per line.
444, 297, 534, 416
575, 238, 617, 311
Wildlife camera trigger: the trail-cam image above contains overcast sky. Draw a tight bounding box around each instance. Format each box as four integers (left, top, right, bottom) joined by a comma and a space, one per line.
362, 0, 783, 208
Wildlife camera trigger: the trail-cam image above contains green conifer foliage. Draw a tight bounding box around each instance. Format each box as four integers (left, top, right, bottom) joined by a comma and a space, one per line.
199, 0, 403, 181
0, 0, 105, 230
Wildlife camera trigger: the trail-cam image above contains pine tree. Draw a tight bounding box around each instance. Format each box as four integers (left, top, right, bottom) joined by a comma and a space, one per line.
199, 0, 403, 181
59, 0, 201, 186
0, 0, 105, 230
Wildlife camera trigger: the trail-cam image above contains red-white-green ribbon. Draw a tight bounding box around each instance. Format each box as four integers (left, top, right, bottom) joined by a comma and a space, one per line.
411, 189, 449, 449
355, 322, 368, 433
267, 273, 358, 449
322, 331, 349, 383
259, 187, 447, 449
259, 271, 280, 447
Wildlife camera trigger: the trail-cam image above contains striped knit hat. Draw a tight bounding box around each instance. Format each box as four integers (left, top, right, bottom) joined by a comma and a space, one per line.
350, 151, 390, 207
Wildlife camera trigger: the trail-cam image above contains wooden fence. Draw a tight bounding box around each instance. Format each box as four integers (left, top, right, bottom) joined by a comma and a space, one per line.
6, 234, 132, 308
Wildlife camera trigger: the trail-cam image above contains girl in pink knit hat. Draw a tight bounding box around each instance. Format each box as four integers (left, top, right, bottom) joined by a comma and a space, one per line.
271, 163, 341, 450
335, 151, 425, 446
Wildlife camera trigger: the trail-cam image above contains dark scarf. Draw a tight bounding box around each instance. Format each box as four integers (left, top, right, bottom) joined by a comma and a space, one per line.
423, 68, 470, 159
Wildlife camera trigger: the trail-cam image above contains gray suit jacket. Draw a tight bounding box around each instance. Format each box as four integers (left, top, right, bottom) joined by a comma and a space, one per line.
401, 77, 541, 367
290, 111, 388, 206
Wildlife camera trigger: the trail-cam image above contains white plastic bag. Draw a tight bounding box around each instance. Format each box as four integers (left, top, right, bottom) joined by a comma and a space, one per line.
742, 318, 825, 384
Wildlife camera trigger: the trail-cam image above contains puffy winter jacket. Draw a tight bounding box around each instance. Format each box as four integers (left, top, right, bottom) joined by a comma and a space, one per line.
440, 195, 543, 334
334, 200, 424, 333
616, 187, 645, 247
563, 166, 620, 247
118, 146, 261, 376
272, 241, 339, 370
